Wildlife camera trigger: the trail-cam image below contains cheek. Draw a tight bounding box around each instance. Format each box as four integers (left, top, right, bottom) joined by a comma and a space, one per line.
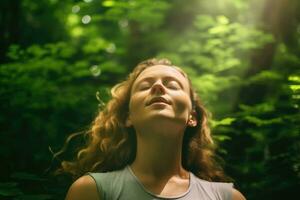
173, 94, 192, 113
129, 95, 144, 114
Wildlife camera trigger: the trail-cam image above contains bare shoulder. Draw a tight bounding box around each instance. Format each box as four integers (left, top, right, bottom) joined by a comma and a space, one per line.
65, 175, 100, 200
232, 188, 246, 200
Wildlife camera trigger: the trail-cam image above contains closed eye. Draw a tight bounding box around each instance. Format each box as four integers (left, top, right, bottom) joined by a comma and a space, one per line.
166, 80, 181, 90
137, 80, 181, 91
139, 83, 151, 90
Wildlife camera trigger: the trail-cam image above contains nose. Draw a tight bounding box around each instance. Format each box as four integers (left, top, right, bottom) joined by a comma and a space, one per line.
150, 81, 165, 94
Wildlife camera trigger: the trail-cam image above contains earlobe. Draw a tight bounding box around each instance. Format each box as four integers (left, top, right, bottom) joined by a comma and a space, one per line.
187, 113, 197, 127
188, 119, 197, 127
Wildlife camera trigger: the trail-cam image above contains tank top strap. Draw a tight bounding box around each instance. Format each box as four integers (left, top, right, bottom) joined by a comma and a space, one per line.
87, 168, 128, 200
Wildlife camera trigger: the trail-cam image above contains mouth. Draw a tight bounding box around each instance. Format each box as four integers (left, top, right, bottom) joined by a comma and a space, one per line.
147, 97, 170, 106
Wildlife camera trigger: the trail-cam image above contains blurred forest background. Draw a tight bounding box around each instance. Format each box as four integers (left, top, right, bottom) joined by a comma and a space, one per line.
0, 0, 299, 199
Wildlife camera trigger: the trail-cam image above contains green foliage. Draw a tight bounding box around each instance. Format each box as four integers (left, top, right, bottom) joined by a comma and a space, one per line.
159, 14, 274, 116
1, 0, 299, 199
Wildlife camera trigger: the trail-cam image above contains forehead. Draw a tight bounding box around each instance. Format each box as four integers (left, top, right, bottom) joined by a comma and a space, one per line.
133, 65, 190, 89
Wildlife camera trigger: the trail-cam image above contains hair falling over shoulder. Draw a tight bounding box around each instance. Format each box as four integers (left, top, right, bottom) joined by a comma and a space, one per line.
57, 58, 232, 182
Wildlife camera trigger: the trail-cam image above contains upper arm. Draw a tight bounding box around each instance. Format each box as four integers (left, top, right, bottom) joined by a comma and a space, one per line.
232, 188, 246, 200
65, 175, 100, 200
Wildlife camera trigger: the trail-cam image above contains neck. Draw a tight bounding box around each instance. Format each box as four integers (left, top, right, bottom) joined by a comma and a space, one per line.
130, 128, 188, 180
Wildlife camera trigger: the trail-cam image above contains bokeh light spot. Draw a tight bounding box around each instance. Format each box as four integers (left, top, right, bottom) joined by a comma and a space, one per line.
72, 5, 80, 13
82, 15, 91, 24
106, 43, 116, 53
119, 19, 128, 28
90, 65, 101, 77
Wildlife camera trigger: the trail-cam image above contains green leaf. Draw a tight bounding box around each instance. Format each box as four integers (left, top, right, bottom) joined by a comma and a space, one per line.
214, 135, 231, 141
288, 75, 300, 83
102, 0, 115, 7
212, 117, 236, 127
208, 25, 229, 35
244, 116, 283, 126
216, 15, 229, 25
83, 37, 108, 54
6, 45, 22, 60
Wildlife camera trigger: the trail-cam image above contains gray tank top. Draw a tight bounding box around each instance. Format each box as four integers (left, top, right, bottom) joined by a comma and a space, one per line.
88, 166, 233, 200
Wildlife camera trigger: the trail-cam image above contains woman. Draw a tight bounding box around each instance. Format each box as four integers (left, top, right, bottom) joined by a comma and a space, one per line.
64, 58, 246, 200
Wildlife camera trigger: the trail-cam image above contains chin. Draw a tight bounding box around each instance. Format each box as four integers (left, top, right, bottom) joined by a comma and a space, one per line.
146, 116, 186, 127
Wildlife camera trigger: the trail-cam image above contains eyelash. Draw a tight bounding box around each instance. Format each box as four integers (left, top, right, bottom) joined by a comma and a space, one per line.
139, 81, 180, 90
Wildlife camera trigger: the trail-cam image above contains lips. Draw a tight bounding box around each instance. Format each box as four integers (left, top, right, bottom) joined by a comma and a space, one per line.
147, 96, 170, 106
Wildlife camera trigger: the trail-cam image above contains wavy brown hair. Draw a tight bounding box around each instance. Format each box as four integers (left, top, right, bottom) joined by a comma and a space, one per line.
59, 58, 231, 182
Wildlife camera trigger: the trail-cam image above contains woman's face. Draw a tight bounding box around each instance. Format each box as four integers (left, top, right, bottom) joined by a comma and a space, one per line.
127, 65, 193, 132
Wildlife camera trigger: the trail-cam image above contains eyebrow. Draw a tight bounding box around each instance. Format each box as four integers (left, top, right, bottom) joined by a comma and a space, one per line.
133, 76, 185, 90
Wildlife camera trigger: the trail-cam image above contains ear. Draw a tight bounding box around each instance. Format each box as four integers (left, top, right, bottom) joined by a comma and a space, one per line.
187, 111, 197, 127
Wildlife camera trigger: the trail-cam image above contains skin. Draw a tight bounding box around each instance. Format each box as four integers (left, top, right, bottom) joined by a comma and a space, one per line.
126, 65, 196, 196
65, 65, 246, 200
